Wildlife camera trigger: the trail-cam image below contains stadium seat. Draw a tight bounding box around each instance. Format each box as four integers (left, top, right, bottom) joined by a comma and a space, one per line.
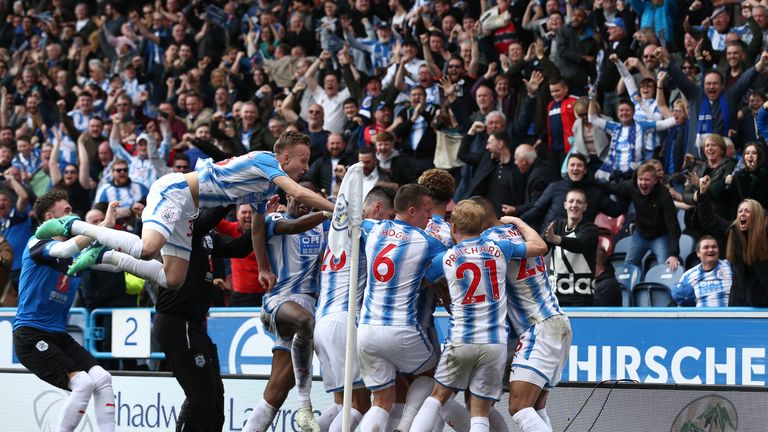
678, 234, 695, 262
643, 263, 685, 289
595, 213, 626, 236
598, 235, 614, 256
632, 283, 676, 307
610, 237, 633, 264
642, 252, 658, 274
613, 263, 642, 292
621, 284, 631, 307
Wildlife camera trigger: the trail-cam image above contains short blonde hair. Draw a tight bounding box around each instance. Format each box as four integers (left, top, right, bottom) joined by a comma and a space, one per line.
451, 200, 486, 236
702, 133, 726, 154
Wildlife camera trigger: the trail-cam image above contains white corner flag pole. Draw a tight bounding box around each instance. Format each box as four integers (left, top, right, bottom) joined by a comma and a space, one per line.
341, 224, 361, 432
327, 162, 365, 432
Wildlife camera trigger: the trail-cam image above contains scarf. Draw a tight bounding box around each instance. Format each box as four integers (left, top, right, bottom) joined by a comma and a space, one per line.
697, 95, 730, 138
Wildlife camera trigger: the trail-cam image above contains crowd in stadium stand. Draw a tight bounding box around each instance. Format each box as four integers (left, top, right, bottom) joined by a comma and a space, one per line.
0, 0, 767, 316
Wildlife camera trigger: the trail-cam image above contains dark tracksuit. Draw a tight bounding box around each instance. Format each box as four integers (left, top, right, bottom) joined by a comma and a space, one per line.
153, 206, 253, 432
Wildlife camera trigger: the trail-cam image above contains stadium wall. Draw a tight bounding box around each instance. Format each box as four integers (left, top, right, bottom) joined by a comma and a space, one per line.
0, 370, 764, 431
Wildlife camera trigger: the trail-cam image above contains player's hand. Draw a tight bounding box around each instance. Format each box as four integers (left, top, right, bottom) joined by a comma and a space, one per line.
499, 216, 522, 226
266, 195, 280, 214
101, 201, 119, 228
501, 204, 516, 216
259, 270, 277, 291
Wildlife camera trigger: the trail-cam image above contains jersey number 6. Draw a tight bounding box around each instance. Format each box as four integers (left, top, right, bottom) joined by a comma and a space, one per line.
373, 243, 396, 282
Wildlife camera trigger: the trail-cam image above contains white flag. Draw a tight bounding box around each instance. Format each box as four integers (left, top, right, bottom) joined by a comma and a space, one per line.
328, 162, 364, 257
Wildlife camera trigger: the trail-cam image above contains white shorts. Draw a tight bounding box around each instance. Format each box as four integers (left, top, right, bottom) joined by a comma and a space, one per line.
434, 342, 507, 401
314, 312, 364, 393
142, 173, 198, 260
357, 324, 437, 390
510, 314, 572, 389
261, 293, 317, 351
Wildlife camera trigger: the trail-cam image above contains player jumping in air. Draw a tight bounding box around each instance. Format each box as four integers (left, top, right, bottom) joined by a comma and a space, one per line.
35, 131, 334, 291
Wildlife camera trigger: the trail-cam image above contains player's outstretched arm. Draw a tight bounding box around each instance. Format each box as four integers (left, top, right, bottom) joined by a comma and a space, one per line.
273, 176, 335, 212
251, 212, 276, 291
499, 216, 548, 257
273, 211, 329, 235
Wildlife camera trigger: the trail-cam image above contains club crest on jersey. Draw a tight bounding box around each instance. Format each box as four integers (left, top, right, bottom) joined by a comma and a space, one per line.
332, 194, 349, 232
36, 341, 48, 352
194, 353, 206, 368
161, 207, 176, 223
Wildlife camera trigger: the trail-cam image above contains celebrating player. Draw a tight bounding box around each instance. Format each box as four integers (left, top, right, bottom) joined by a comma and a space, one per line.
356, 184, 447, 431
485, 213, 573, 432
35, 131, 334, 291
243, 181, 330, 432
412, 200, 547, 432
13, 192, 119, 432
314, 186, 396, 432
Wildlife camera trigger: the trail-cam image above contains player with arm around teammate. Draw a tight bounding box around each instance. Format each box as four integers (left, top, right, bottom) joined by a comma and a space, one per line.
35, 131, 334, 292
356, 184, 448, 432
313, 186, 397, 432
243, 180, 332, 432
411, 200, 548, 432
484, 213, 573, 432
13, 193, 119, 432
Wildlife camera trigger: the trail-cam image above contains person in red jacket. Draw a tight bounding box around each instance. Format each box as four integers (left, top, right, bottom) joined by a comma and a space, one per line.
545, 77, 578, 166
216, 204, 265, 306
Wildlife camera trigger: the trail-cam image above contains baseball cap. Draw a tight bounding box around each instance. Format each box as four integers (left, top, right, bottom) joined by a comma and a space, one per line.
606, 17, 627, 32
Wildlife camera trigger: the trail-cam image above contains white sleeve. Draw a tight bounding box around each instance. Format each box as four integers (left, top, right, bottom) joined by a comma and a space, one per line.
47, 238, 83, 258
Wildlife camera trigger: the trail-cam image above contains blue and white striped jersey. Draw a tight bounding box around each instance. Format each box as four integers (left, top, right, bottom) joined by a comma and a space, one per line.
196, 151, 287, 211
592, 117, 676, 175
673, 260, 732, 307
316, 238, 368, 318
360, 219, 447, 326
425, 236, 526, 344
67, 109, 92, 132
93, 181, 148, 209
12, 148, 41, 177
426, 215, 453, 248
419, 216, 452, 331
263, 213, 326, 304
110, 137, 159, 189
483, 224, 563, 335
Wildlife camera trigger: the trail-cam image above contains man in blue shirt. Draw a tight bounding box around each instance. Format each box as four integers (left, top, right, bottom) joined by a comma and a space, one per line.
13, 192, 118, 432
673, 236, 732, 307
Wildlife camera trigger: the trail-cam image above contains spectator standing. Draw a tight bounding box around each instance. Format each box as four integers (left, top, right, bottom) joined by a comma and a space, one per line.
216, 204, 266, 307
603, 162, 681, 271
544, 77, 578, 165
0, 168, 30, 296
544, 189, 600, 306
658, 48, 768, 157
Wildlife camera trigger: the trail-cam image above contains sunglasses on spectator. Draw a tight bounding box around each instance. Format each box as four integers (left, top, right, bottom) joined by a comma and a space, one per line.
113, 168, 128, 173
174, 165, 189, 170
63, 169, 77, 174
